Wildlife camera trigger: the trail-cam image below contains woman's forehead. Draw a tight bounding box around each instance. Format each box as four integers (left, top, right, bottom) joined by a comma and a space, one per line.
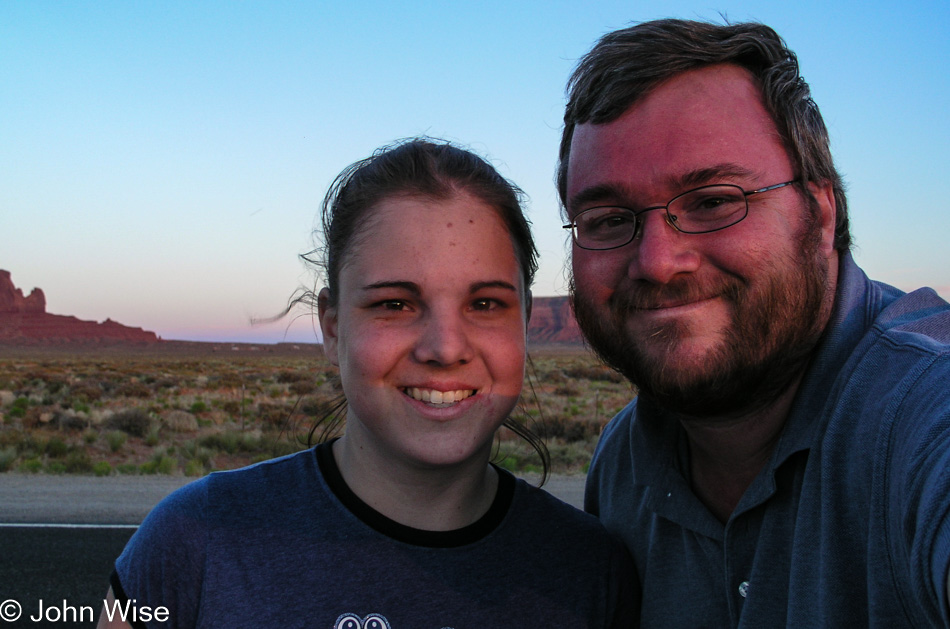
339, 193, 523, 290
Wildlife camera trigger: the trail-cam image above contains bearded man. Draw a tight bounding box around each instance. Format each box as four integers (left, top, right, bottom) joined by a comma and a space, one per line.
559, 19, 950, 626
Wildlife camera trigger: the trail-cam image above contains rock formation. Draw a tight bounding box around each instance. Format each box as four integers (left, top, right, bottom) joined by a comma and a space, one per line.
0, 270, 159, 345
527, 295, 584, 345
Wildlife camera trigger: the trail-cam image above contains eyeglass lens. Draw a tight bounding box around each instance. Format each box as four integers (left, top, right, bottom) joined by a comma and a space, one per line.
573, 185, 749, 248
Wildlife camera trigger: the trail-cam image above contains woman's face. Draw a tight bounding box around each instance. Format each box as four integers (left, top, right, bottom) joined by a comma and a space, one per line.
319, 192, 528, 472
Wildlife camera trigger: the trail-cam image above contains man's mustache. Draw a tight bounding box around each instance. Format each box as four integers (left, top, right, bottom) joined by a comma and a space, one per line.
607, 276, 743, 316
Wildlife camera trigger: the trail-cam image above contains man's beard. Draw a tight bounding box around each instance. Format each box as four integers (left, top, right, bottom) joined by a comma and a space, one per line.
571, 200, 831, 418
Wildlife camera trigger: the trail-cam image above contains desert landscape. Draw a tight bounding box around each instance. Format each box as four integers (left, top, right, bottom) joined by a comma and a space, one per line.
0, 269, 633, 478
0, 342, 633, 478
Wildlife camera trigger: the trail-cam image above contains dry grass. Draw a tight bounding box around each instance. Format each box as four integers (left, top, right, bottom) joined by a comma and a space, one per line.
0, 342, 635, 477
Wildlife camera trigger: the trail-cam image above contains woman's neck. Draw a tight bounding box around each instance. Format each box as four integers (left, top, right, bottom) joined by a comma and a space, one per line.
331, 435, 499, 531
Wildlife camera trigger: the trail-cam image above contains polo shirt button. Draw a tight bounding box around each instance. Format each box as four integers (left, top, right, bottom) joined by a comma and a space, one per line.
738, 581, 750, 598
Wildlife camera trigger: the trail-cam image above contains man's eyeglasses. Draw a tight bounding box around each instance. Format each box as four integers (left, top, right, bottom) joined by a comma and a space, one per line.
563, 180, 798, 250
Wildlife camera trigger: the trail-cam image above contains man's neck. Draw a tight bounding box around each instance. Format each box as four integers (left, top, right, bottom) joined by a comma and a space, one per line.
678, 375, 803, 523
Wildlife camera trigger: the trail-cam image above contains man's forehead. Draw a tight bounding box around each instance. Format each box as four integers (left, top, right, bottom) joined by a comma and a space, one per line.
566, 64, 788, 202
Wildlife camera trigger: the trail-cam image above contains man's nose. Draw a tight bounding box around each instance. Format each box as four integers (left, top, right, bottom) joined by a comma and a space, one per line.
628, 210, 700, 284
412, 309, 475, 366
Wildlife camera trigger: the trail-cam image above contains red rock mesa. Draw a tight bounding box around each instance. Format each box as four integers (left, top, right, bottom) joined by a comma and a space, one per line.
0, 270, 159, 345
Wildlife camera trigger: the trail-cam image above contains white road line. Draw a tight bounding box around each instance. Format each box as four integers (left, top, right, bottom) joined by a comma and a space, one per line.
0, 523, 138, 529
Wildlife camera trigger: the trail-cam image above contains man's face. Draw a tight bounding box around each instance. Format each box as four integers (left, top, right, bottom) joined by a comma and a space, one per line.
565, 64, 839, 417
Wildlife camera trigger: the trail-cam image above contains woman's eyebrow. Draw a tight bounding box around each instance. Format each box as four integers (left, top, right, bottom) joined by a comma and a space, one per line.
362, 280, 420, 294
470, 281, 518, 294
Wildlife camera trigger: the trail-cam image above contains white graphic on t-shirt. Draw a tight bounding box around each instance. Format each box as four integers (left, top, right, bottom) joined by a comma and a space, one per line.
334, 613, 391, 629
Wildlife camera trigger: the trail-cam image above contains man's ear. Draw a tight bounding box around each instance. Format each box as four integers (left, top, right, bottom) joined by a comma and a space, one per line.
807, 179, 837, 256
317, 288, 340, 366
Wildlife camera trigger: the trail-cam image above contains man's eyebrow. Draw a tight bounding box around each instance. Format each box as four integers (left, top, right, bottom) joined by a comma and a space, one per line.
568, 164, 763, 213
568, 183, 626, 215
672, 164, 759, 190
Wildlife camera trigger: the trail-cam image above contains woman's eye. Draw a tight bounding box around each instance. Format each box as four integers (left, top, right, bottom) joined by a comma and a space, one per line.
472, 298, 500, 311
378, 300, 408, 311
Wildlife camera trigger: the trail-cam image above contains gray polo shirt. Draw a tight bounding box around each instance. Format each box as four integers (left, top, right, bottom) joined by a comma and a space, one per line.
586, 253, 950, 627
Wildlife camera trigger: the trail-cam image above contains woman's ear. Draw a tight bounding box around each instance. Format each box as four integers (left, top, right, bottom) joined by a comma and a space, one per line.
524, 289, 533, 331
317, 288, 340, 366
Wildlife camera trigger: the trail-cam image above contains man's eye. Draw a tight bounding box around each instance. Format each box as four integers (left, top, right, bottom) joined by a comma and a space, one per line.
694, 195, 730, 210
585, 211, 634, 232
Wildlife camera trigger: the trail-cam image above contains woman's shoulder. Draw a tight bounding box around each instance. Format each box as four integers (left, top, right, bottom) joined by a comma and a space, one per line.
508, 474, 622, 543
142, 447, 325, 528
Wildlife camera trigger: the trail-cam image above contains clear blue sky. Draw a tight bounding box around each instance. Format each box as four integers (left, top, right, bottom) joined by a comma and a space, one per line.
2, 1, 948, 343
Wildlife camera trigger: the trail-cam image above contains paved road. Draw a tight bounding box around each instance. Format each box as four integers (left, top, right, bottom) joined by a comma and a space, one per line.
0, 473, 585, 628
0, 475, 192, 628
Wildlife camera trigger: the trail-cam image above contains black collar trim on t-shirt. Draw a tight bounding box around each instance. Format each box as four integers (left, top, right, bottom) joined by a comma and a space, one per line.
314, 440, 514, 548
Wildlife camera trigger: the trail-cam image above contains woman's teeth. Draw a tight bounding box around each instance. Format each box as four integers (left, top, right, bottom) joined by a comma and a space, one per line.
405, 388, 475, 405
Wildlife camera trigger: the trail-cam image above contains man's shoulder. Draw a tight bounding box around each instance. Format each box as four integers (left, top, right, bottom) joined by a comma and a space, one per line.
598, 397, 640, 442
874, 284, 950, 347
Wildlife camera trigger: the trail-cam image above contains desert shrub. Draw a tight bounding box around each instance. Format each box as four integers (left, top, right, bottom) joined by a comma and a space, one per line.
93, 461, 112, 476
289, 380, 317, 395
181, 440, 215, 465
45, 437, 69, 458
562, 364, 625, 383
53, 411, 88, 431
140, 453, 176, 475
276, 371, 310, 384
105, 409, 151, 437
163, 410, 198, 433
189, 400, 208, 414
117, 381, 152, 398
15, 433, 42, 456
269, 439, 305, 458
145, 426, 161, 447
47, 461, 66, 474
198, 431, 262, 455
0, 429, 23, 448
198, 432, 240, 454
184, 459, 206, 476
42, 377, 67, 395
106, 430, 127, 452
548, 441, 597, 472
554, 384, 581, 397
18, 457, 42, 473
64, 450, 93, 473
222, 400, 241, 416
116, 463, 139, 475
299, 396, 340, 418
258, 403, 290, 426
70, 383, 103, 403
218, 373, 244, 388
9, 397, 29, 418
83, 429, 98, 444
0, 447, 17, 472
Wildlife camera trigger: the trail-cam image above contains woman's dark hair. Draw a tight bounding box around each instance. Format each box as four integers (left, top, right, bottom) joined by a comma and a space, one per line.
316, 138, 538, 307
301, 137, 549, 481
558, 18, 851, 251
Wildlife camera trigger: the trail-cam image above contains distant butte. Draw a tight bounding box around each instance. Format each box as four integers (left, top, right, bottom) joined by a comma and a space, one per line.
526, 295, 584, 346
0, 270, 159, 345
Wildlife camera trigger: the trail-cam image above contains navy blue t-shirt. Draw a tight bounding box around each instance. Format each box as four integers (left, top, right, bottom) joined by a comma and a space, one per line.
114, 443, 638, 628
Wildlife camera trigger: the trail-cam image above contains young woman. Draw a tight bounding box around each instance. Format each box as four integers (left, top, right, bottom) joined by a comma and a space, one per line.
99, 139, 637, 628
